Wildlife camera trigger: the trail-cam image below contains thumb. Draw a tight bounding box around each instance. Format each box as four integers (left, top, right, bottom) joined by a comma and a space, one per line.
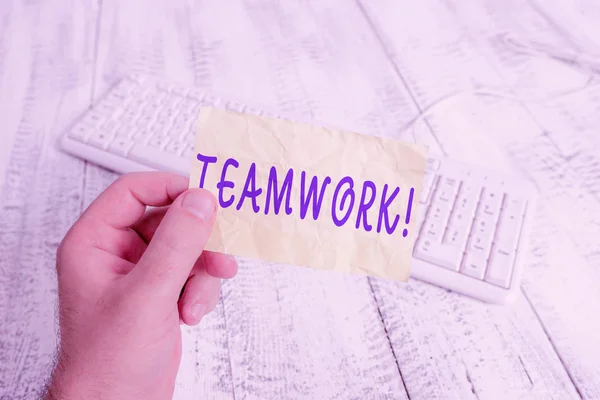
128, 188, 218, 301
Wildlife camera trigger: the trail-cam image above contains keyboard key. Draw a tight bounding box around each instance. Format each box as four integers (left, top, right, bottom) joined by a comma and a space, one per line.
167, 95, 184, 109
187, 90, 204, 101
183, 111, 201, 124
115, 123, 137, 138
449, 208, 474, 229
485, 245, 515, 288
467, 233, 492, 256
171, 85, 190, 97
471, 215, 496, 240
414, 238, 463, 271
183, 131, 195, 144
81, 113, 105, 128
461, 251, 487, 279
144, 101, 161, 114
428, 199, 452, 225
94, 101, 118, 117
167, 125, 187, 139
150, 121, 171, 137
101, 119, 120, 136
158, 107, 177, 119
86, 130, 113, 149
440, 160, 471, 179
137, 114, 157, 127
142, 106, 158, 118
419, 171, 437, 203
460, 182, 482, 199
244, 106, 263, 116
202, 94, 223, 106
504, 196, 527, 218
228, 101, 246, 112
152, 91, 167, 105
183, 99, 202, 115
449, 184, 480, 227
129, 144, 191, 175
113, 81, 137, 97
181, 125, 196, 139
147, 136, 170, 149
68, 123, 92, 141
143, 88, 159, 101
426, 158, 440, 171
105, 91, 130, 107
435, 176, 459, 203
181, 143, 195, 159
171, 119, 191, 138
443, 225, 469, 248
479, 187, 504, 221
157, 82, 173, 92
122, 107, 140, 121
164, 141, 184, 155
132, 129, 152, 142
130, 97, 147, 110
154, 115, 172, 126
108, 138, 134, 156
495, 210, 524, 250
174, 113, 192, 127
421, 218, 444, 242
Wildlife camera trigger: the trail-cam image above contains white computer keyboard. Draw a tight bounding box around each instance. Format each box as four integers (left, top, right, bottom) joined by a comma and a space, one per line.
60, 75, 537, 304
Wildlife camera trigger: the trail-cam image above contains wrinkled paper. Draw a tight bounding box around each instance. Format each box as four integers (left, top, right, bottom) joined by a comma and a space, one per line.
189, 107, 428, 281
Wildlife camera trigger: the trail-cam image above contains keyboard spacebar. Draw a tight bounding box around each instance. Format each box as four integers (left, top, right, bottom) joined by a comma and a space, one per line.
128, 145, 192, 176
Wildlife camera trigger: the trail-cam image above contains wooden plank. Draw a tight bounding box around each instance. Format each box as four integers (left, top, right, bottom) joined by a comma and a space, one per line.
0, 0, 31, 188
0, 0, 99, 398
357, 0, 588, 398
526, 0, 600, 51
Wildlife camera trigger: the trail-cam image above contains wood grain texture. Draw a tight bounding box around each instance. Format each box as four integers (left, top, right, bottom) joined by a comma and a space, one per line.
436, 2, 600, 398
0, 0, 32, 189
0, 1, 99, 398
359, 0, 599, 398
1, 0, 599, 399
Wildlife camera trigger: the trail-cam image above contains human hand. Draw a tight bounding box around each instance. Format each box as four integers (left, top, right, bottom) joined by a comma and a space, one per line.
44, 172, 237, 400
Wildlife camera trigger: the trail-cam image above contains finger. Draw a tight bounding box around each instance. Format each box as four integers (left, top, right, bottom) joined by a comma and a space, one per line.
57, 221, 145, 279
133, 210, 237, 279
56, 244, 134, 290
57, 172, 189, 283
131, 206, 169, 243
179, 267, 221, 326
128, 188, 217, 300
79, 172, 189, 231
202, 252, 238, 279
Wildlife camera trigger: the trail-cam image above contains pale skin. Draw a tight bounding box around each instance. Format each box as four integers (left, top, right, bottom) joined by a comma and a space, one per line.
43, 172, 238, 400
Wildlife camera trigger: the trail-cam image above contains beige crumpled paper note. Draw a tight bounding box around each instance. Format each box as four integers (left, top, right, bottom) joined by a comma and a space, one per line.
189, 107, 428, 281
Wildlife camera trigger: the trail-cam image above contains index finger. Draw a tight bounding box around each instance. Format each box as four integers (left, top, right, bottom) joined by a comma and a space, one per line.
79, 172, 189, 230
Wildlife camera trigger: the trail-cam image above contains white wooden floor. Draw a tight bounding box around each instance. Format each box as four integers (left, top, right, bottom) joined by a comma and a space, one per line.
1, 0, 599, 399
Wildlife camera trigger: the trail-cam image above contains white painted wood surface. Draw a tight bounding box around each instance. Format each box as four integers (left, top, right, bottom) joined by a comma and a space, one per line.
0, 0, 598, 399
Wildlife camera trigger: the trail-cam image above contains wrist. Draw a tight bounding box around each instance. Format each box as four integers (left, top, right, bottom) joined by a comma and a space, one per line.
44, 353, 113, 400
43, 359, 89, 400
44, 355, 153, 400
